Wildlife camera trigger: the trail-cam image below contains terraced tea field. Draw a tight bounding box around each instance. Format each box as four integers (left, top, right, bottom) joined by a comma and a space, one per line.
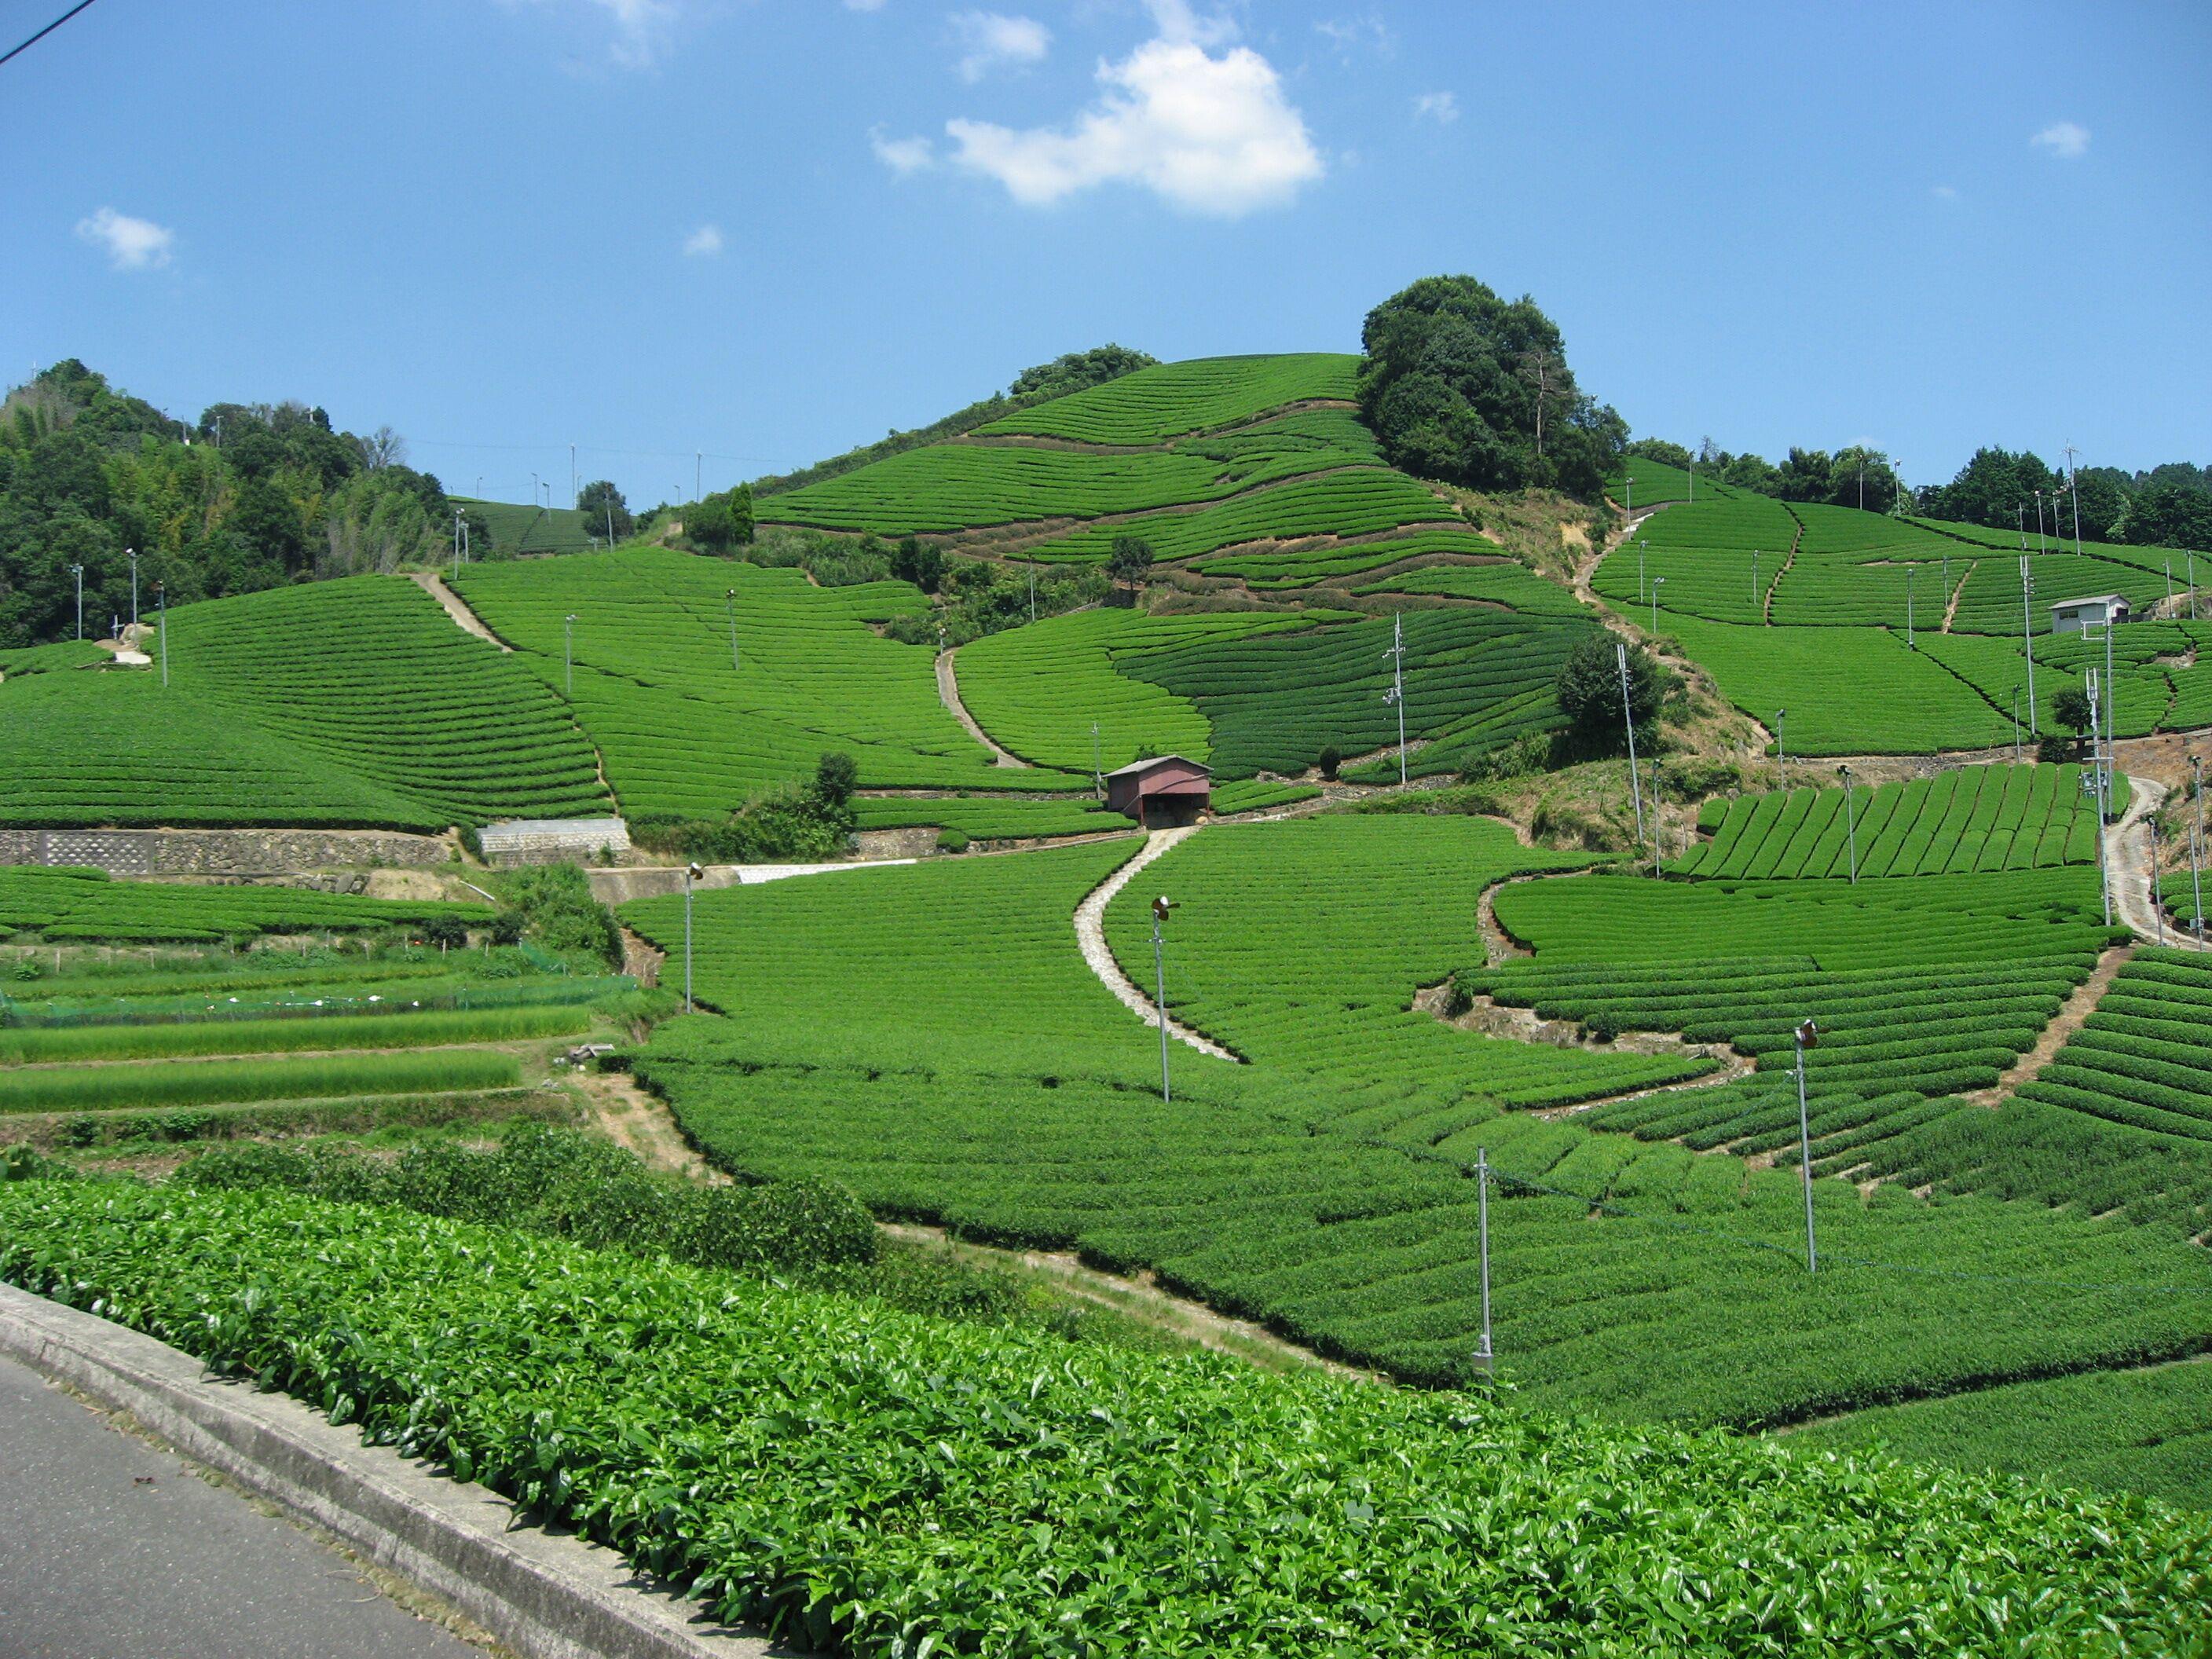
0, 865, 487, 943
976, 353, 1359, 442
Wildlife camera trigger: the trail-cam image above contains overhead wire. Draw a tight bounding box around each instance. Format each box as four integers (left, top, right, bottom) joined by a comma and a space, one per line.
0, 0, 101, 68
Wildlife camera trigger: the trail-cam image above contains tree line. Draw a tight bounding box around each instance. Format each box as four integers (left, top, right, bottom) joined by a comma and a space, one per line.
0, 360, 488, 648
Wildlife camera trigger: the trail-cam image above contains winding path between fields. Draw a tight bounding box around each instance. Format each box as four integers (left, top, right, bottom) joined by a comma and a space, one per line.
2111, 775, 2204, 949
1071, 828, 1240, 1061
936, 647, 1029, 768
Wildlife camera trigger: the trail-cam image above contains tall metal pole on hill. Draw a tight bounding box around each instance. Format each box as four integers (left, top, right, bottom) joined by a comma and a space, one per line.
1619, 643, 1648, 854
2020, 555, 2038, 736
1793, 1019, 1820, 1273
156, 582, 167, 687
2034, 489, 2048, 555
2152, 817, 2166, 945
1474, 1146, 1494, 1380
1906, 565, 1915, 649
69, 564, 82, 640
1384, 613, 1408, 785
1150, 895, 1177, 1104
564, 613, 577, 698
725, 589, 740, 673
1650, 577, 1665, 635
1776, 709, 1786, 788
1838, 764, 1859, 884
2064, 444, 2085, 555
2192, 754, 2205, 941
1638, 540, 1648, 603
127, 548, 137, 629
1091, 722, 1104, 800
683, 862, 701, 1014
2088, 667, 2111, 927
453, 511, 464, 580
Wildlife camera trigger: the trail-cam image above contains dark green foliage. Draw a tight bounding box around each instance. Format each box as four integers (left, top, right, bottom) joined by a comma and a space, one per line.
2053, 686, 2094, 737
1006, 344, 1157, 400
888, 534, 943, 593
176, 1122, 879, 1276
0, 361, 463, 647
1557, 633, 1662, 742
1316, 744, 1342, 780
1357, 276, 1624, 498
684, 487, 754, 553
814, 750, 859, 807
574, 479, 632, 544
495, 862, 621, 967
1104, 534, 1155, 584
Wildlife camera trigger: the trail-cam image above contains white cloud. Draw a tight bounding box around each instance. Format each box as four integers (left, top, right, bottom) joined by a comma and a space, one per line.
1315, 14, 1393, 57
872, 129, 937, 174
952, 11, 1049, 81
75, 207, 174, 270
1412, 90, 1457, 124
504, 0, 676, 68
2031, 120, 2089, 159
1931, 183, 1958, 200
682, 223, 723, 256
942, 4, 1322, 216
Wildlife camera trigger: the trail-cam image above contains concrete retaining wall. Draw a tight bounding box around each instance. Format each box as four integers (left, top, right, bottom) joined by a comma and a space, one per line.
0, 829, 450, 877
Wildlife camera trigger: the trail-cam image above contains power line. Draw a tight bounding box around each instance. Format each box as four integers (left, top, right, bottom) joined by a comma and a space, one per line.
0, 0, 100, 68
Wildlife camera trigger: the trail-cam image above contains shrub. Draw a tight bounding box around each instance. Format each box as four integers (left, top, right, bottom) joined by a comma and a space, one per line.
936, 828, 971, 855
815, 751, 859, 808
1316, 745, 1343, 780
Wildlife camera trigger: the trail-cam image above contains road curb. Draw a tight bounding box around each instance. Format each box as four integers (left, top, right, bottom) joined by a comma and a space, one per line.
0, 1282, 776, 1659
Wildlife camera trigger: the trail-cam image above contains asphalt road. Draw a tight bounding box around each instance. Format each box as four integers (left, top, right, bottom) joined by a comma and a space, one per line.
0, 1353, 478, 1659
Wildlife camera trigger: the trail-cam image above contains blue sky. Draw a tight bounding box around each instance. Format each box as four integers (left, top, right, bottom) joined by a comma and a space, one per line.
6, 0, 2208, 507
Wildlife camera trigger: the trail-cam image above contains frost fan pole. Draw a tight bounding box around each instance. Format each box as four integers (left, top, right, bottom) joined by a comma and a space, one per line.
1793, 1018, 1820, 1273
1384, 613, 1408, 786
1474, 1146, 1494, 1381
1618, 643, 1647, 855
1150, 895, 1177, 1104
683, 862, 702, 1014
2019, 554, 2038, 736
2191, 754, 2205, 942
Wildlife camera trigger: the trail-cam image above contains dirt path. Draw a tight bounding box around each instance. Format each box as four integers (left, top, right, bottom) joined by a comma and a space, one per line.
1071, 827, 1240, 1060
1961, 943, 2136, 1107
1762, 529, 1799, 624
408, 572, 510, 651
1940, 559, 1977, 633
2111, 775, 2200, 947
936, 648, 1028, 768
573, 1068, 726, 1183
879, 1223, 1364, 1378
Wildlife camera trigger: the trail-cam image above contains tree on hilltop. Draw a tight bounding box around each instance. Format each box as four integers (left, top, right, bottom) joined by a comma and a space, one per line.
1358, 275, 1625, 500
577, 480, 632, 544
1105, 535, 1155, 587
1558, 634, 1664, 745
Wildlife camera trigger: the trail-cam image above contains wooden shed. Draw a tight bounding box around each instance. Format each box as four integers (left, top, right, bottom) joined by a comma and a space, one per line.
1104, 756, 1212, 828
2050, 594, 2131, 635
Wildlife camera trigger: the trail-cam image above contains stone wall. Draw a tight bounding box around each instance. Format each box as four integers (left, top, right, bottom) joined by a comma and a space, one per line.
0, 828, 451, 877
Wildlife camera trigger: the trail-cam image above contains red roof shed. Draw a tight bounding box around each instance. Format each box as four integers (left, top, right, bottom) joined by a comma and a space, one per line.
1104, 755, 1213, 827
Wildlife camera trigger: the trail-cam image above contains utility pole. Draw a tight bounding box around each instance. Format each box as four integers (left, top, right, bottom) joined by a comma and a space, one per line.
1906, 564, 1915, 649
1091, 722, 1104, 800
1384, 613, 1408, 786
1474, 1146, 1494, 1381
1858, 460, 1866, 511
1149, 895, 1177, 1104
564, 613, 577, 698
69, 564, 83, 640
606, 503, 617, 551
1793, 1019, 1820, 1273
1838, 764, 1859, 884
156, 581, 167, 687
1650, 577, 1666, 635
725, 589, 740, 673
1776, 709, 1786, 789
1618, 642, 1647, 853
2034, 489, 2048, 555
2064, 443, 2085, 555
2020, 555, 2038, 736
453, 510, 464, 580
682, 862, 702, 1013
1638, 539, 1649, 603
127, 548, 137, 630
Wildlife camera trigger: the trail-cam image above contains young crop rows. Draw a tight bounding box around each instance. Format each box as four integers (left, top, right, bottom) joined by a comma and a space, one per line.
1026, 471, 1456, 569
1679, 763, 2104, 879
0, 866, 487, 943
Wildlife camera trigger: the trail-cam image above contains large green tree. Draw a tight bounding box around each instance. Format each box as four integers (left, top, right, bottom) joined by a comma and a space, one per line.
576, 479, 633, 544
1357, 276, 1624, 499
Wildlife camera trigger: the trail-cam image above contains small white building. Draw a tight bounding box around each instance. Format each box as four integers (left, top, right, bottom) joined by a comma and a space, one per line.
2049, 594, 2131, 635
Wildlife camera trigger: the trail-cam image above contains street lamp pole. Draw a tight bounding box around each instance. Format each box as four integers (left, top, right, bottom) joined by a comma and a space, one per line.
1776, 709, 1786, 789
2020, 555, 2038, 736
1650, 577, 1666, 635
2192, 754, 2206, 942
69, 564, 83, 640
726, 589, 740, 673
1384, 613, 1408, 786
564, 613, 577, 698
1149, 895, 1177, 1104
1793, 1018, 1820, 1273
1838, 764, 1859, 884
128, 548, 137, 629
1906, 564, 1915, 650
683, 862, 702, 1014
156, 581, 167, 687
1474, 1145, 1493, 1380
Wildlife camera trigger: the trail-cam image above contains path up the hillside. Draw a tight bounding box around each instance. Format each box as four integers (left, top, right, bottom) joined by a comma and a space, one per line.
408, 572, 509, 650
2112, 775, 2204, 949
1961, 943, 2137, 1107
937, 647, 1028, 768
1071, 828, 1240, 1060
